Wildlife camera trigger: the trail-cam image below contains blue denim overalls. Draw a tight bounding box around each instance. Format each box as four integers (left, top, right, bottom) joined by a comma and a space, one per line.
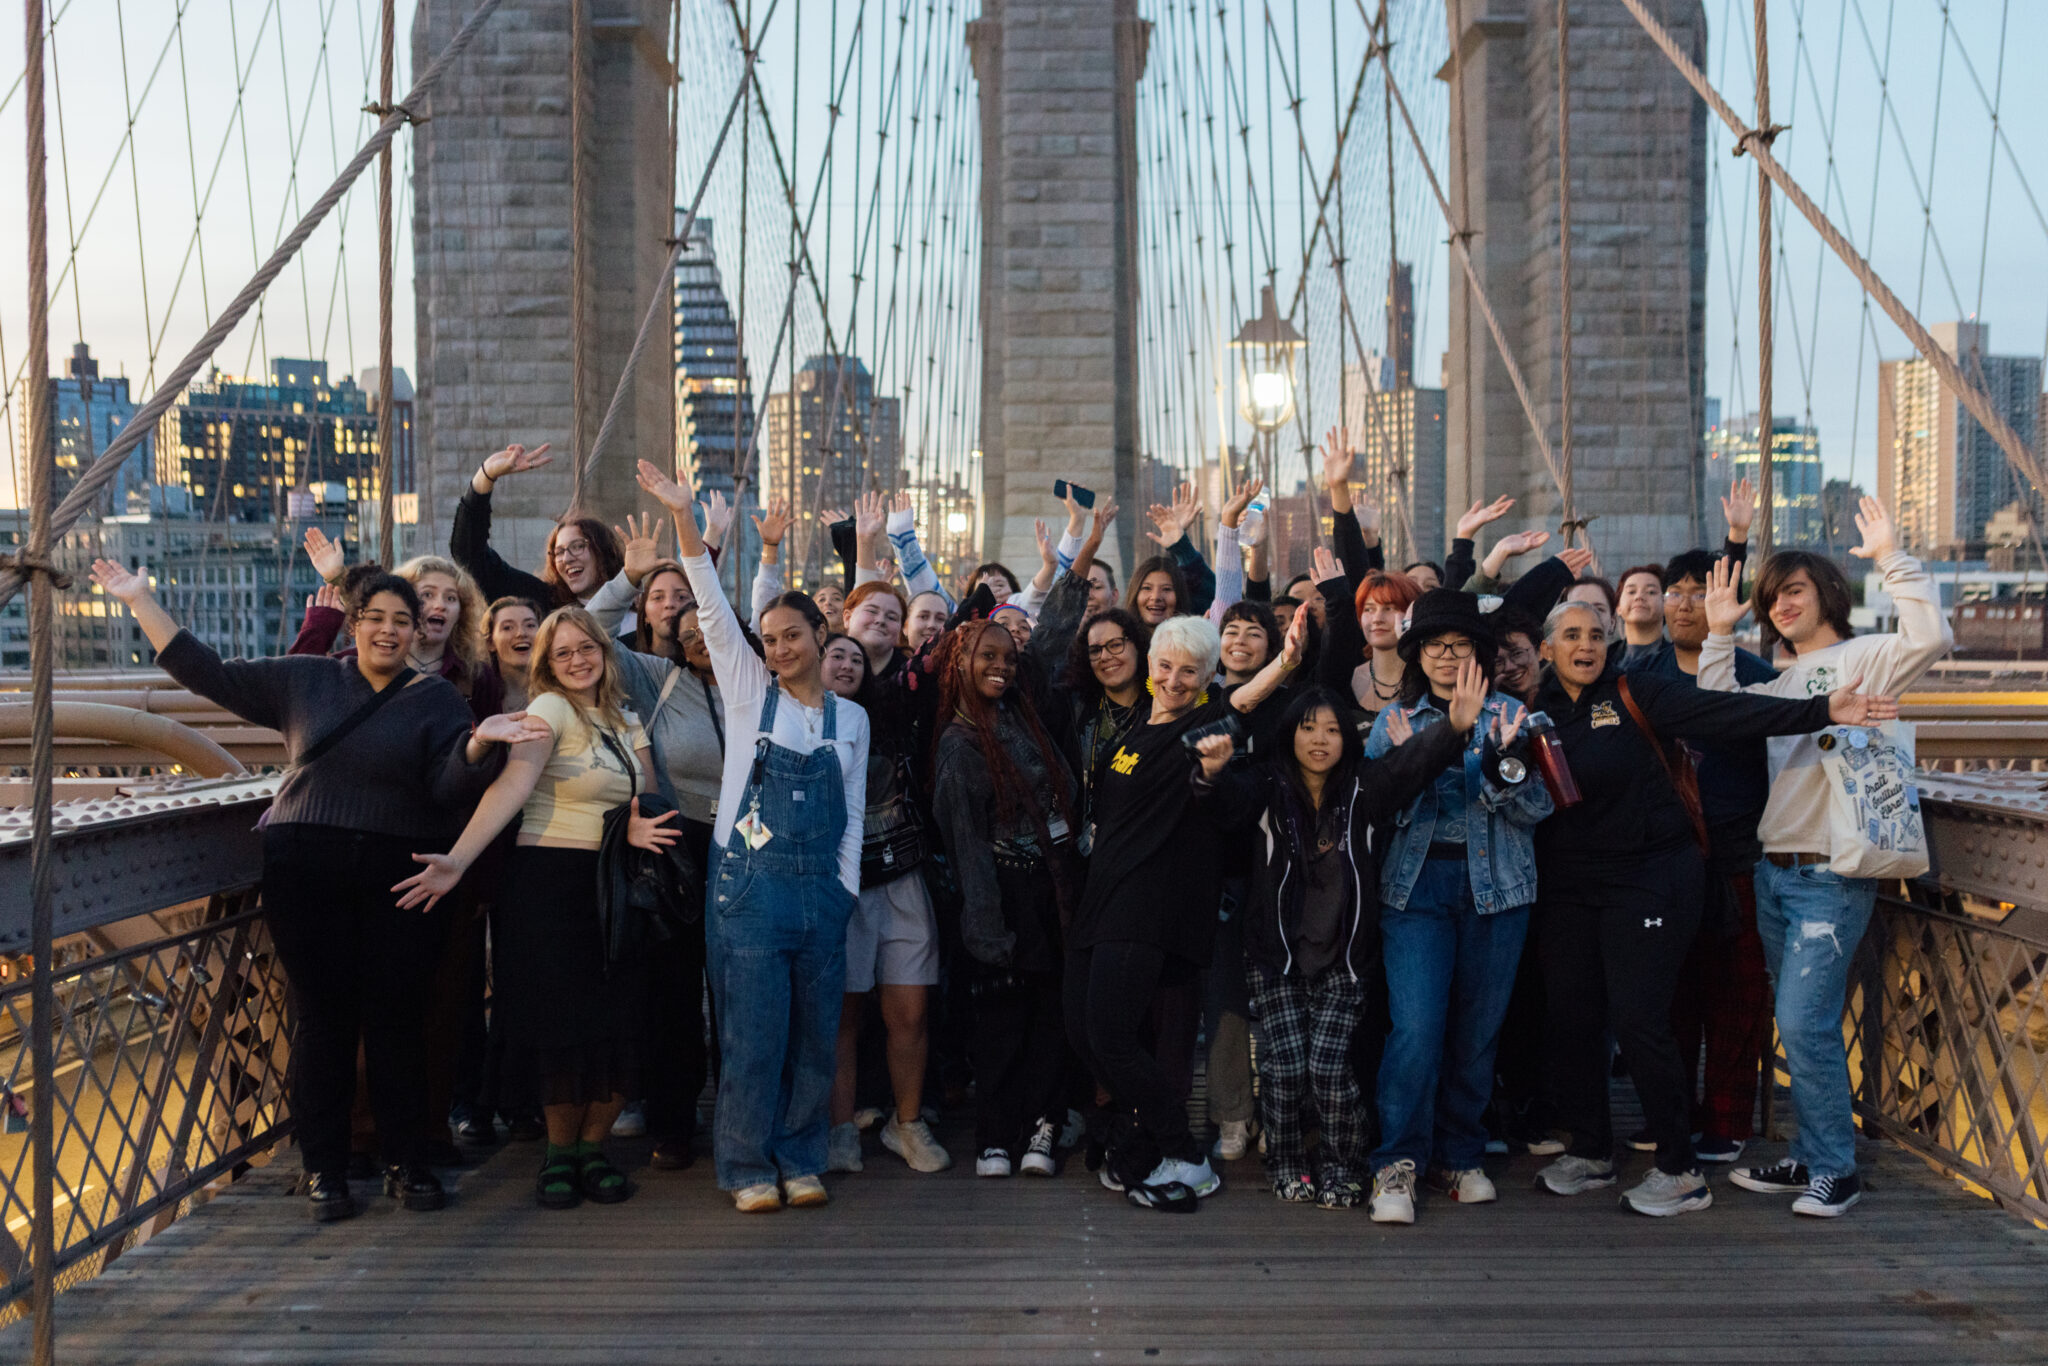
707, 679, 857, 1191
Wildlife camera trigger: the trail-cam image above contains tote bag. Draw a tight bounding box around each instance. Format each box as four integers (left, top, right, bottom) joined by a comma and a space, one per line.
1816, 721, 1928, 879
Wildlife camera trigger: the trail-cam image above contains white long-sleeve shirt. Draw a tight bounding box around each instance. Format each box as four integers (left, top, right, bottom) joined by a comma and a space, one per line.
682, 551, 868, 895
1696, 550, 1952, 856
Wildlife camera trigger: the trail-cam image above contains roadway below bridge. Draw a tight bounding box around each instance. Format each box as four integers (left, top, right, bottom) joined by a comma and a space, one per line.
0, 1110, 2043, 1364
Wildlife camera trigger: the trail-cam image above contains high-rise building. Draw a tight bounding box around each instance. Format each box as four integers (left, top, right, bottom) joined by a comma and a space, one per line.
1703, 412, 1825, 548
672, 213, 755, 489
1879, 322, 2044, 554
1343, 369, 1448, 568
1386, 261, 1415, 391
764, 355, 901, 588
15, 343, 153, 513
155, 360, 393, 525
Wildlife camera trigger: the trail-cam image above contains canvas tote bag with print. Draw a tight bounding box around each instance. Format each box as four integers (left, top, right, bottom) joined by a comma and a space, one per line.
1815, 720, 1928, 880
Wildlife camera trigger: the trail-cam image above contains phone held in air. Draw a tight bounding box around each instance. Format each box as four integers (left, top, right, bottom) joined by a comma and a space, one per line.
1053, 479, 1097, 509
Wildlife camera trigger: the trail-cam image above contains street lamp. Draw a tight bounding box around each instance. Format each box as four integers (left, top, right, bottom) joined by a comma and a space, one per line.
1229, 282, 1306, 572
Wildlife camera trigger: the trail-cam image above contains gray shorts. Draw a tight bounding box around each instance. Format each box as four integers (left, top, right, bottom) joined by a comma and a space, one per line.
844, 870, 939, 993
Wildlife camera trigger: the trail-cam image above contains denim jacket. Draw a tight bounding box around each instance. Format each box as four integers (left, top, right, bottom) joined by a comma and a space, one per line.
1363, 691, 1552, 915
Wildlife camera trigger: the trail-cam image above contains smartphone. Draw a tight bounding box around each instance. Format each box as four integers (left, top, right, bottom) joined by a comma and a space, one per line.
1053, 479, 1097, 509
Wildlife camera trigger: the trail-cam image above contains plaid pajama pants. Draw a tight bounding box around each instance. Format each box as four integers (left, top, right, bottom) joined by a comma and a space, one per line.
1248, 961, 1368, 1187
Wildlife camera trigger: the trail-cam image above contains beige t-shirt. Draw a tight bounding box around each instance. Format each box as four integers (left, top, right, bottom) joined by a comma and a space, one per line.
519, 691, 647, 849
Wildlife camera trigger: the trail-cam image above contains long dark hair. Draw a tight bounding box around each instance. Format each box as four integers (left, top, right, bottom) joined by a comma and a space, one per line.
1269, 686, 1364, 846
1398, 631, 1497, 704
632, 561, 693, 658
931, 619, 1078, 838
1060, 607, 1153, 698
1123, 555, 1189, 620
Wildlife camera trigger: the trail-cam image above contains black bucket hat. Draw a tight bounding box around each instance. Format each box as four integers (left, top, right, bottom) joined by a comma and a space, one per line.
1396, 588, 1497, 665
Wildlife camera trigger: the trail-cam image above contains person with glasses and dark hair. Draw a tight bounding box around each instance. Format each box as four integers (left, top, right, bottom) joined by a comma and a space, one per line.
1360, 590, 1552, 1225
452, 442, 626, 613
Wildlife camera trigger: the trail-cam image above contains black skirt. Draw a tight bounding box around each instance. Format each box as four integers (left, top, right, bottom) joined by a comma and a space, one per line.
489, 844, 645, 1107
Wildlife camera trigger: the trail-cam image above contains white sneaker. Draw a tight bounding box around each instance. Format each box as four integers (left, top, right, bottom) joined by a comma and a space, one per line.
826, 1120, 864, 1173
1622, 1167, 1713, 1217
1020, 1118, 1057, 1176
976, 1147, 1013, 1177
1536, 1154, 1619, 1196
1369, 1160, 1418, 1224
1429, 1166, 1498, 1204
1143, 1155, 1221, 1197
732, 1181, 781, 1213
610, 1101, 646, 1138
852, 1106, 885, 1132
880, 1116, 953, 1173
1211, 1119, 1252, 1161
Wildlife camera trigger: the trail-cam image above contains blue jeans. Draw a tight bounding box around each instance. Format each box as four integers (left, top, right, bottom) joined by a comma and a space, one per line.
1752, 858, 1877, 1180
707, 856, 855, 1191
1372, 856, 1530, 1172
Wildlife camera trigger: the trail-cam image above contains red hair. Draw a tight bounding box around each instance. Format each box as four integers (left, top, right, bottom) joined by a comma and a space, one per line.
1354, 569, 1422, 622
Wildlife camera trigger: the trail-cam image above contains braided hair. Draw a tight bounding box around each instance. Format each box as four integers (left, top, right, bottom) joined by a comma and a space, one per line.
930, 619, 1077, 841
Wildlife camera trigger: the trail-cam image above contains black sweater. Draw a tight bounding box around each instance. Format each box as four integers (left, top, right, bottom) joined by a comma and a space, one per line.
1530, 664, 1831, 879
158, 631, 505, 840
450, 484, 568, 610
931, 708, 1077, 971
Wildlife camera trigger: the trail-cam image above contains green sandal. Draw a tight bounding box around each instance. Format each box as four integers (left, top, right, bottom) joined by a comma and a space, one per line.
577, 1146, 631, 1205
537, 1150, 582, 1210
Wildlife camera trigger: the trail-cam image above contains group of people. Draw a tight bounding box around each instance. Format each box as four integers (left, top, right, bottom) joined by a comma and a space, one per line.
86, 428, 1947, 1224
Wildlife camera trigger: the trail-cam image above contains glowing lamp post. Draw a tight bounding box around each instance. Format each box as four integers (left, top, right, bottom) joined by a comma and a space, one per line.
1229, 282, 1306, 570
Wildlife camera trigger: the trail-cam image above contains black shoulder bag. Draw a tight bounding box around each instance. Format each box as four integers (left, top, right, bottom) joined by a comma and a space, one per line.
593, 724, 702, 974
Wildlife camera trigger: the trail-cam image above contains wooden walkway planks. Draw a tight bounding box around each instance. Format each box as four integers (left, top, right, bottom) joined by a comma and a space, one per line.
2, 1119, 2045, 1366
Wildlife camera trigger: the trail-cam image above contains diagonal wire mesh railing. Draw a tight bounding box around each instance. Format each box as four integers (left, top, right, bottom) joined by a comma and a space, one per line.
0, 897, 292, 1316
1847, 890, 2048, 1225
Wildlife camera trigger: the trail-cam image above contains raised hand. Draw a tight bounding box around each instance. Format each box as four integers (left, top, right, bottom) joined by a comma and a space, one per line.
1447, 657, 1488, 733
1826, 675, 1900, 727
1354, 492, 1382, 544
473, 710, 555, 747
1194, 733, 1235, 781
393, 853, 465, 913
1221, 473, 1265, 529
89, 557, 151, 603
752, 497, 793, 547
1456, 495, 1516, 540
1558, 546, 1596, 578
615, 511, 668, 584
314, 583, 342, 612
1847, 495, 1897, 561
701, 489, 736, 550
1703, 555, 1750, 636
891, 490, 916, 521
1035, 518, 1057, 570
627, 796, 681, 852
1496, 529, 1550, 559
1278, 600, 1310, 669
1384, 706, 1414, 747
1311, 544, 1343, 585
854, 490, 888, 541
1493, 703, 1525, 751
634, 458, 693, 514
817, 506, 850, 529
1721, 476, 1758, 543
302, 527, 346, 584
480, 442, 553, 484
1320, 426, 1357, 490
1090, 498, 1120, 540
1144, 501, 1179, 548
1060, 483, 1087, 534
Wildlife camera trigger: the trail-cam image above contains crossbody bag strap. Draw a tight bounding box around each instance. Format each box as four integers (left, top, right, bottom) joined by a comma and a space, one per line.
295, 666, 419, 769
592, 721, 640, 799
1616, 675, 1708, 854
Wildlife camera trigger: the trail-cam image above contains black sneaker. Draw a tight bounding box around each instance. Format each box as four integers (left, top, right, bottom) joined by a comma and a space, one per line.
1792, 1170, 1862, 1218
1693, 1132, 1745, 1164
454, 1113, 497, 1144
504, 1110, 546, 1143
649, 1134, 695, 1171
306, 1171, 354, 1223
1729, 1159, 1809, 1194
383, 1163, 447, 1212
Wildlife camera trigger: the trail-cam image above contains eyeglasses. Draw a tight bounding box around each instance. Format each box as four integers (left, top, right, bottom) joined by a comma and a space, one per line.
548, 642, 603, 666
1663, 589, 1706, 604
551, 539, 591, 561
1420, 638, 1475, 659
1087, 637, 1132, 659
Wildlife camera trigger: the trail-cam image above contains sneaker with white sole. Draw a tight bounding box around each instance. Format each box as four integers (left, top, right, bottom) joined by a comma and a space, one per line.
1020, 1119, 1057, 1176
1791, 1171, 1862, 1217
1144, 1155, 1222, 1198
1428, 1166, 1498, 1204
827, 1121, 864, 1173
782, 1174, 829, 1207
1369, 1160, 1418, 1224
1622, 1167, 1713, 1217
1535, 1154, 1618, 1196
1729, 1159, 1809, 1194
976, 1147, 1013, 1177
1098, 1166, 1125, 1193
1693, 1133, 1745, 1164
880, 1116, 953, 1173
852, 1106, 885, 1132
1526, 1129, 1569, 1157
610, 1101, 647, 1138
732, 1181, 781, 1213
1273, 1172, 1317, 1203
1211, 1119, 1253, 1161
1317, 1178, 1363, 1210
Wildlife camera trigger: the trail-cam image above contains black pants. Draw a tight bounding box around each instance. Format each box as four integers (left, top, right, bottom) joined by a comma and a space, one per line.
973, 971, 1067, 1155
642, 818, 717, 1143
1538, 851, 1704, 1175
262, 824, 447, 1175
1065, 941, 1202, 1174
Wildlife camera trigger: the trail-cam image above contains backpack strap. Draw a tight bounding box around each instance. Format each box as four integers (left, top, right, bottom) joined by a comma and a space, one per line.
1616, 675, 1709, 855
295, 667, 420, 770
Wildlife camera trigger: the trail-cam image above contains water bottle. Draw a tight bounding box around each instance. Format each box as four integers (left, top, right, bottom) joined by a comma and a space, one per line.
1523, 710, 1581, 808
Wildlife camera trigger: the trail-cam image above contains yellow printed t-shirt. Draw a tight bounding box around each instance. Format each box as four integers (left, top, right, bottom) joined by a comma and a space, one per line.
519, 691, 647, 849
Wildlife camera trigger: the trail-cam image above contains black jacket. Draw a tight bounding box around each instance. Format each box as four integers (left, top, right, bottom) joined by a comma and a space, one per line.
1529, 664, 1832, 878
1199, 718, 1465, 980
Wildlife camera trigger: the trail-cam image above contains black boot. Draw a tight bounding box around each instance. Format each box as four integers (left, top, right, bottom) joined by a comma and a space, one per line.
383, 1163, 447, 1212
306, 1171, 355, 1223
649, 1132, 695, 1171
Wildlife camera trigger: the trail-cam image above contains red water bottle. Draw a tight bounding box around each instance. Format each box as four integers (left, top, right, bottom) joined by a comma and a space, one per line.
1524, 711, 1581, 808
